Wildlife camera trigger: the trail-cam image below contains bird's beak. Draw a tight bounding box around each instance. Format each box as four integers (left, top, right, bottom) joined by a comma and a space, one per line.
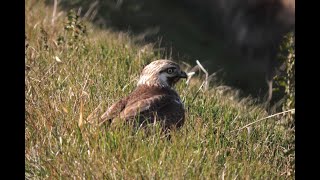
179, 71, 188, 79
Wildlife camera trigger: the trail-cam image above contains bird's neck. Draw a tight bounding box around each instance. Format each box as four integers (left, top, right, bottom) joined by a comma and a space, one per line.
136, 84, 176, 94
137, 77, 171, 89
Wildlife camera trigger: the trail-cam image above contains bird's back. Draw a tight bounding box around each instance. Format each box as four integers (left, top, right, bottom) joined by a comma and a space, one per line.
104, 85, 185, 129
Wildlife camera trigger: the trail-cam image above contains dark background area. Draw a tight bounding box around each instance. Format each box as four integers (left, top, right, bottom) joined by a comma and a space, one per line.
46, 0, 295, 102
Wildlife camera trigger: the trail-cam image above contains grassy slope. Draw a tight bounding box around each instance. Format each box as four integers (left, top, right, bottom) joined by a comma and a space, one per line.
25, 1, 294, 179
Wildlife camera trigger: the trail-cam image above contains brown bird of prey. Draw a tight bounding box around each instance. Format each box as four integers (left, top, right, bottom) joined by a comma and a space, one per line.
100, 59, 188, 130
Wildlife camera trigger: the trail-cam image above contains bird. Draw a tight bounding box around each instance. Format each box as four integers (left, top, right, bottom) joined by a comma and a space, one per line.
99, 59, 188, 131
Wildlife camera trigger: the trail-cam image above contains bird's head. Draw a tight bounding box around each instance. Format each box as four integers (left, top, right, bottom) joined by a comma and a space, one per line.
137, 59, 188, 88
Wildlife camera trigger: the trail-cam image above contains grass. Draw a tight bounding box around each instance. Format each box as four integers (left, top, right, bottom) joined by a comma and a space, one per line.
25, 0, 295, 179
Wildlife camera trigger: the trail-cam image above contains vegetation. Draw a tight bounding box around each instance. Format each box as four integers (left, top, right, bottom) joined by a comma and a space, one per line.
274, 32, 295, 118
26, 0, 295, 179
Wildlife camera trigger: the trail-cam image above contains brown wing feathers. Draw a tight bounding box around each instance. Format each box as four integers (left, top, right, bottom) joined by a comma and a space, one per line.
99, 98, 128, 124
100, 85, 185, 129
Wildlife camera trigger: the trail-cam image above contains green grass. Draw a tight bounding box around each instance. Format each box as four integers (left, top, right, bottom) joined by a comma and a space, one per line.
25, 1, 295, 179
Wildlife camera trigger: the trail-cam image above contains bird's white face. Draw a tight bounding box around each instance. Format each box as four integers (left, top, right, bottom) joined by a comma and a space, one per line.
137, 60, 188, 88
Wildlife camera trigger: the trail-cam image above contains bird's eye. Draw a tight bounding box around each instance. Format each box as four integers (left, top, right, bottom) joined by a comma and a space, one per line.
167, 68, 174, 74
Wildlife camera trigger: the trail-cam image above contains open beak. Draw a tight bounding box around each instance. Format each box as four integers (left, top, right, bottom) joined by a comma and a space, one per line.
179, 71, 188, 79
